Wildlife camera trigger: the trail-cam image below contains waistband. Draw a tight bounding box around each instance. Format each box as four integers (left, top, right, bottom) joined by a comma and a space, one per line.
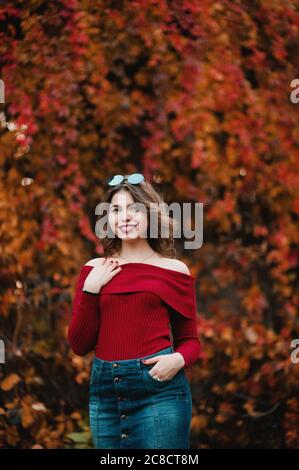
92, 345, 174, 368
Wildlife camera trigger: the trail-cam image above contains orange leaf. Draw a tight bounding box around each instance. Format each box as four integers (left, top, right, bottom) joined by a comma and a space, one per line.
1, 373, 21, 391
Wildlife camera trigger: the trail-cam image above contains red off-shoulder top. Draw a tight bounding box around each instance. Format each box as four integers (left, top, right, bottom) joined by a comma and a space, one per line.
67, 262, 201, 369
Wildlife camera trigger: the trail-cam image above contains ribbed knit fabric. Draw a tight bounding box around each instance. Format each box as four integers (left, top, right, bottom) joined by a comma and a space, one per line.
67, 262, 201, 369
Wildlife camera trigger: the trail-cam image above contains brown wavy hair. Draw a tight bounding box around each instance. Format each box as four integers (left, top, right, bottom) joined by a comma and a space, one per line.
96, 177, 178, 259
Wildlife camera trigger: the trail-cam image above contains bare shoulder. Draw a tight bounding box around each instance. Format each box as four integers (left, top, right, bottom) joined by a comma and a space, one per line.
158, 258, 191, 275
84, 257, 105, 267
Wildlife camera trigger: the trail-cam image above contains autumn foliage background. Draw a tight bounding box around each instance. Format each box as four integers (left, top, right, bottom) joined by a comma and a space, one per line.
1, 0, 299, 449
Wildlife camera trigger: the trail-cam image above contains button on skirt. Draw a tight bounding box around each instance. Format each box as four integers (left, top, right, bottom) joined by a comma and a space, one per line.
89, 346, 193, 449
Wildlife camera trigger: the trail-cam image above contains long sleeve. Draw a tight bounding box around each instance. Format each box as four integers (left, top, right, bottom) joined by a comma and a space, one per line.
67, 265, 100, 356
169, 308, 201, 369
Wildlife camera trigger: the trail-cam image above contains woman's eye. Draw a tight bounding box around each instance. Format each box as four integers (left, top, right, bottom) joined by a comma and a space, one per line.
110, 206, 140, 213
127, 205, 138, 212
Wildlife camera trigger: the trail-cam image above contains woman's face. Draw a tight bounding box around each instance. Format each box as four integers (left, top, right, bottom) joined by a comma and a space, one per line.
108, 189, 148, 239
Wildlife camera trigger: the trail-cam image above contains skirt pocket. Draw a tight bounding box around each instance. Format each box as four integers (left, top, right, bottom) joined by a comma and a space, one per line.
89, 360, 104, 404
141, 363, 186, 386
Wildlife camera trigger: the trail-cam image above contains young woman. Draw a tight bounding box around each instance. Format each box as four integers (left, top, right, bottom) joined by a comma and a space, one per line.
67, 173, 201, 449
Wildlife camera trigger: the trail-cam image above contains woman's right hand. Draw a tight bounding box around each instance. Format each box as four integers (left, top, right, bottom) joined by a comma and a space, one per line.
82, 258, 122, 294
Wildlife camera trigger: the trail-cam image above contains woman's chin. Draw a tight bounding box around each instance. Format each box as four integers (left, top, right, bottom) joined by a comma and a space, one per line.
117, 231, 140, 239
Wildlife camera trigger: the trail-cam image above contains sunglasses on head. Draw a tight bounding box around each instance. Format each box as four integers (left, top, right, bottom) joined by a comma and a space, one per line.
106, 173, 145, 186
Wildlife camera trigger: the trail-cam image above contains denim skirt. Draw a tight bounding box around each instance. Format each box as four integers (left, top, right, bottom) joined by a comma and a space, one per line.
89, 345, 193, 449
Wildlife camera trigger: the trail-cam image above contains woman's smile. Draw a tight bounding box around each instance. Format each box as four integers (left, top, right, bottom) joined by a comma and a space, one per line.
119, 224, 138, 233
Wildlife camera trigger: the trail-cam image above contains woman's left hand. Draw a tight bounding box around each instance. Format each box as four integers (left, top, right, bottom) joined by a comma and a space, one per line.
141, 352, 185, 381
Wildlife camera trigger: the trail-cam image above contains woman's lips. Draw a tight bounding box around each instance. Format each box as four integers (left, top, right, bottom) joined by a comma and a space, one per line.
119, 224, 138, 233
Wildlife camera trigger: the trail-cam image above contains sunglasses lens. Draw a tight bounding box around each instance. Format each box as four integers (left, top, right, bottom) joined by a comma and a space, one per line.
107, 175, 124, 186
127, 173, 144, 184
